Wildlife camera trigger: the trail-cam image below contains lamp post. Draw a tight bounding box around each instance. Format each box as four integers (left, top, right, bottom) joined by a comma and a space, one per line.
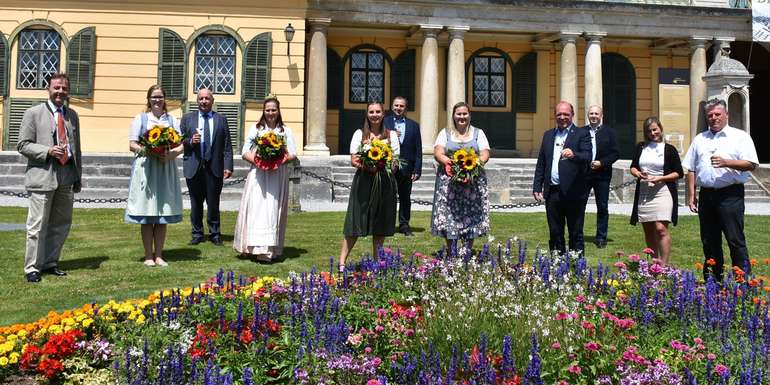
284, 23, 295, 56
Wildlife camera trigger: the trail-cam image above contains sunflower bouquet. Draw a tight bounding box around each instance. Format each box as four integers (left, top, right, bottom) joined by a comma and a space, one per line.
448, 147, 483, 184
251, 130, 287, 170
139, 125, 183, 155
356, 138, 396, 175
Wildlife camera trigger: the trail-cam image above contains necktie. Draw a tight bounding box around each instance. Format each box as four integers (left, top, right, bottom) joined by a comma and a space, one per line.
57, 108, 69, 165
203, 113, 211, 161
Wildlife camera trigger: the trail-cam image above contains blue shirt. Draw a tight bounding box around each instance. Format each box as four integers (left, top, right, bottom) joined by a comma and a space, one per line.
394, 116, 406, 144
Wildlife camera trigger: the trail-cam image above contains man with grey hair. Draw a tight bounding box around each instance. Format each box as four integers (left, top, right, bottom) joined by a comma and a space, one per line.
682, 98, 758, 282
584, 105, 619, 248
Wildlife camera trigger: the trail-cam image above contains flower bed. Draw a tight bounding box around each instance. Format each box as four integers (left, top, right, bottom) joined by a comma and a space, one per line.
1, 242, 768, 384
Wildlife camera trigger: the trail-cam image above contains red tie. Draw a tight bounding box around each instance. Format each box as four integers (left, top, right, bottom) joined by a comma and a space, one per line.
57, 109, 69, 165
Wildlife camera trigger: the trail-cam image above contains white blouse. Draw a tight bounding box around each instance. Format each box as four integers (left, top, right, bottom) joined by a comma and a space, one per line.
433, 126, 491, 150
129, 112, 180, 141
639, 141, 665, 176
349, 129, 401, 156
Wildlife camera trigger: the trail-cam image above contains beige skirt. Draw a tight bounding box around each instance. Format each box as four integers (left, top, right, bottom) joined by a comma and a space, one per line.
638, 181, 672, 223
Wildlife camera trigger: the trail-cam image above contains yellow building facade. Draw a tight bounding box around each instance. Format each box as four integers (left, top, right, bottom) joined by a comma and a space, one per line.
0, 1, 755, 159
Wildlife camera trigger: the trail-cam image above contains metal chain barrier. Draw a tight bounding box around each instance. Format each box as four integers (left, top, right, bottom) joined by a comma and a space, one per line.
300, 169, 639, 209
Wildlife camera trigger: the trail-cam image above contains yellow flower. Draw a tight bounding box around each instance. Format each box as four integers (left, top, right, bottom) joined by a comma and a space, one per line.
463, 155, 477, 171
9, 352, 19, 364
166, 128, 180, 144
368, 147, 383, 161
453, 149, 468, 163
0, 357, 7, 366
147, 126, 163, 144
81, 318, 94, 328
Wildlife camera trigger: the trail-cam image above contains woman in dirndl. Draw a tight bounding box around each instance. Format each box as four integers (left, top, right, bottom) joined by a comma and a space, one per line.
125, 84, 183, 267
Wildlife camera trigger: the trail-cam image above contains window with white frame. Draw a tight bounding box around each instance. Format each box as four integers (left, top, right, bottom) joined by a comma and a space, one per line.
349, 50, 384, 103
473, 55, 506, 107
194, 34, 236, 94
17, 29, 60, 89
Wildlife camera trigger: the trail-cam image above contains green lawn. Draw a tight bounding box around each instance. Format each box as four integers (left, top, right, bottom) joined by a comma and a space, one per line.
1, 207, 769, 326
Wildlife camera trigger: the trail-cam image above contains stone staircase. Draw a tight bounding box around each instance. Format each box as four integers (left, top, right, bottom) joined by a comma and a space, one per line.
1, 152, 769, 207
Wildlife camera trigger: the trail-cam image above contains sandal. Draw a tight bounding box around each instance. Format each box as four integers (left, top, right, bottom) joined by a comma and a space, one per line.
154, 257, 169, 267
143, 259, 156, 267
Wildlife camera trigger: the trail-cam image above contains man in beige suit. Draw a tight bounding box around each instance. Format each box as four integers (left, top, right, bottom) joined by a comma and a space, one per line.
17, 73, 82, 283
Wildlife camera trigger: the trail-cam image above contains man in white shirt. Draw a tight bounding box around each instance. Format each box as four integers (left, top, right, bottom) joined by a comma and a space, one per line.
682, 98, 758, 282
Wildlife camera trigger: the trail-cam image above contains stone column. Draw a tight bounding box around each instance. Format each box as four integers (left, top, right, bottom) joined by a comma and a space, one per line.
419, 25, 442, 154
304, 18, 331, 156
559, 32, 580, 112
712, 37, 734, 63
583, 32, 606, 113
690, 37, 708, 141
446, 26, 469, 129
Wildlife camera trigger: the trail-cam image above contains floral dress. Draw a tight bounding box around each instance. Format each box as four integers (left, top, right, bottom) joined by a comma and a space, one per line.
431, 126, 490, 240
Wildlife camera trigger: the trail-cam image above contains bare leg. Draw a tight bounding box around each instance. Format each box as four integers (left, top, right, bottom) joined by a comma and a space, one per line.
140, 224, 154, 263
444, 238, 455, 256
641, 222, 657, 256
338, 236, 358, 272
655, 221, 671, 265
153, 224, 168, 265
372, 236, 385, 257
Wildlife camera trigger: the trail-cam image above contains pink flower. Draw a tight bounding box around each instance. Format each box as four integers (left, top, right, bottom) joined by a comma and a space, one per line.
551, 342, 562, 350
693, 337, 703, 345
643, 247, 655, 255
575, 295, 586, 303
374, 325, 385, 333
707, 353, 717, 361
714, 364, 729, 377
584, 341, 601, 351
616, 250, 626, 257
555, 312, 570, 321
595, 300, 607, 309
628, 254, 640, 262
614, 261, 627, 269
557, 381, 569, 385
581, 321, 595, 330
347, 334, 363, 346
649, 263, 664, 274
364, 346, 372, 354
568, 365, 582, 374
366, 380, 382, 385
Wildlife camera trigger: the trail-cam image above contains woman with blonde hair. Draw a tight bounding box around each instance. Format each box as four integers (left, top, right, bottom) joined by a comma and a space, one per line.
125, 84, 183, 266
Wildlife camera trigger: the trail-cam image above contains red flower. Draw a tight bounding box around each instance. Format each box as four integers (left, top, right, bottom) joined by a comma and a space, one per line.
266, 368, 280, 378
37, 358, 64, 379
20, 344, 43, 370
239, 329, 254, 345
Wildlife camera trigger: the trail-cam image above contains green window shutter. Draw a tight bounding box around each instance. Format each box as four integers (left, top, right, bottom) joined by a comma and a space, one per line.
157, 28, 186, 100
6, 98, 45, 149
514, 52, 537, 113
0, 32, 7, 97
187, 101, 242, 150
327, 48, 342, 109
243, 32, 272, 102
67, 27, 96, 98
391, 49, 416, 111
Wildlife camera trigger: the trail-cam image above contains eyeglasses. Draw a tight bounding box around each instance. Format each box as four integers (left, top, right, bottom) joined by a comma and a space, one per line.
150, 96, 165, 100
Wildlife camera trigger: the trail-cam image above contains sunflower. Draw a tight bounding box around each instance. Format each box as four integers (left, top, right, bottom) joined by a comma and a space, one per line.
385, 147, 393, 161
368, 147, 383, 161
268, 136, 281, 148
453, 149, 468, 163
463, 155, 478, 171
166, 128, 180, 144
147, 127, 163, 144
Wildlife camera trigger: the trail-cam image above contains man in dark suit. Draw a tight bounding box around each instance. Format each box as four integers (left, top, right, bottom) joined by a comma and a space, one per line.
584, 105, 619, 248
383, 96, 422, 236
181, 88, 233, 246
533, 101, 592, 255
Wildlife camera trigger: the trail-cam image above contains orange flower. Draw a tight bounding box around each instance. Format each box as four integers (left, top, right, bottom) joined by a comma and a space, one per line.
763, 258, 770, 265
749, 279, 760, 288
694, 262, 704, 270
753, 297, 762, 305
764, 286, 770, 293
706, 258, 717, 266
732, 266, 745, 275
750, 259, 758, 266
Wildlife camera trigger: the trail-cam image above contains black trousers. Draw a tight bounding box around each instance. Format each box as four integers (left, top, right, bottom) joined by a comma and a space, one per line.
545, 186, 587, 255
186, 163, 224, 239
698, 183, 749, 282
395, 168, 413, 228
587, 177, 610, 242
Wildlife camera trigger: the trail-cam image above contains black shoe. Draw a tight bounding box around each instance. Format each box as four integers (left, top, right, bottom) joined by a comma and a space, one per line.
399, 226, 414, 236
43, 267, 67, 276
209, 236, 223, 246
188, 237, 205, 245
26, 272, 41, 282
595, 240, 607, 249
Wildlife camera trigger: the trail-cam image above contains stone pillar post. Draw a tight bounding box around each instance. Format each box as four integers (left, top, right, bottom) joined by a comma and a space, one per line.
446, 26, 469, 129
559, 32, 580, 112
712, 37, 734, 63
690, 37, 708, 140
304, 18, 331, 156
583, 32, 606, 113
419, 25, 442, 154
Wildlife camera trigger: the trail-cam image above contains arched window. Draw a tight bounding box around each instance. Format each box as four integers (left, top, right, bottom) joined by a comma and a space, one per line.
194, 34, 236, 94
472, 54, 506, 107
349, 49, 384, 103
17, 28, 60, 89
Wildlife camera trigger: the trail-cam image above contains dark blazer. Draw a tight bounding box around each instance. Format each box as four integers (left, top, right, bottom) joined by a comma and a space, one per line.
533, 124, 592, 201
180, 111, 234, 179
383, 114, 422, 176
585, 124, 620, 180
629, 142, 684, 226
17, 103, 82, 192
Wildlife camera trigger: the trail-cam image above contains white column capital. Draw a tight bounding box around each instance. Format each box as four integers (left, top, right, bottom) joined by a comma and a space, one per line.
308, 18, 331, 34
689, 37, 710, 49
559, 32, 581, 45
420, 24, 443, 39
714, 36, 736, 43
447, 26, 470, 40
583, 32, 607, 43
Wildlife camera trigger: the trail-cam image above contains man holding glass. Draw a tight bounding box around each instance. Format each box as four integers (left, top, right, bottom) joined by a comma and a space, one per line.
533, 101, 592, 255
683, 98, 758, 282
